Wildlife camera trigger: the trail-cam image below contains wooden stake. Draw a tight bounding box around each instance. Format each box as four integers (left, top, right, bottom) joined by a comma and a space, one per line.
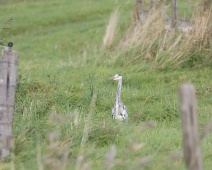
134, 0, 143, 22
179, 83, 203, 170
172, 0, 178, 28
0, 49, 18, 159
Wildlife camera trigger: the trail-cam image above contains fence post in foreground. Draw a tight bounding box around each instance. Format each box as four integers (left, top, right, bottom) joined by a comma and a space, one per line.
179, 83, 203, 170
0, 48, 18, 159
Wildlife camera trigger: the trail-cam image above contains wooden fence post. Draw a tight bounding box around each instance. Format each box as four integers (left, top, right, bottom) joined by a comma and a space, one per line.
134, 0, 143, 22
172, 0, 178, 28
179, 83, 203, 170
150, 0, 155, 9
0, 49, 18, 159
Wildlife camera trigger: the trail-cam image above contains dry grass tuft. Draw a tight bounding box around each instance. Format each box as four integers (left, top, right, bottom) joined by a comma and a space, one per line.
48, 109, 81, 128
103, 145, 116, 170
131, 156, 152, 170
103, 8, 120, 48
75, 153, 92, 170
41, 130, 71, 170
192, 5, 212, 49
201, 120, 212, 140
119, 6, 167, 60
117, 3, 211, 68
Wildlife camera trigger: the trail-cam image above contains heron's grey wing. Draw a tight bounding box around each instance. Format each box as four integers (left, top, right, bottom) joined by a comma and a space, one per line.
119, 102, 128, 119
122, 105, 128, 119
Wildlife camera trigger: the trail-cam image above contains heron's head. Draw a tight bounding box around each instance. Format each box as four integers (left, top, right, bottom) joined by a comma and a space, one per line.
112, 74, 122, 80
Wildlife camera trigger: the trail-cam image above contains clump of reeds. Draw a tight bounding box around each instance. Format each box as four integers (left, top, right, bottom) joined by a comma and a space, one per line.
103, 8, 120, 48
103, 145, 116, 170
119, 7, 166, 56
191, 4, 212, 49
43, 131, 70, 170
117, 2, 211, 68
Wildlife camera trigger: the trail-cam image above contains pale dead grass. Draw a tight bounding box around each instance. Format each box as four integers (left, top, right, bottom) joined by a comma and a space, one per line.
117, 4, 211, 68
43, 131, 71, 170
119, 7, 166, 51
103, 8, 120, 48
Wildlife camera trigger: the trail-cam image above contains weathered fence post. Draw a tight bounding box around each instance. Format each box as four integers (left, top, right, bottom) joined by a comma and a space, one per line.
150, 0, 155, 9
172, 0, 178, 28
179, 84, 203, 170
135, 0, 143, 21
0, 48, 18, 159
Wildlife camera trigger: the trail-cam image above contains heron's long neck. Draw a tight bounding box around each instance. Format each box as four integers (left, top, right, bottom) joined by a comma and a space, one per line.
115, 79, 122, 105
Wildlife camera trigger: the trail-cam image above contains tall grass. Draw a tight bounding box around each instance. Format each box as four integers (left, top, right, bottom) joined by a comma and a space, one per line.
115, 3, 212, 68
103, 8, 120, 48
0, 0, 211, 169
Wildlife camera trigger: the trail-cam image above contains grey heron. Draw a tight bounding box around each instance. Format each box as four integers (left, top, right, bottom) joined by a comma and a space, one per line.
111, 74, 128, 120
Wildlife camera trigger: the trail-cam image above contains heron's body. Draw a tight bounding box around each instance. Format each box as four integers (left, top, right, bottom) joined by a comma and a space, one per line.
111, 74, 128, 120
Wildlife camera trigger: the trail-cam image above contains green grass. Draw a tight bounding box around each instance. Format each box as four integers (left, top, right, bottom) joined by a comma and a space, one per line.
0, 0, 211, 169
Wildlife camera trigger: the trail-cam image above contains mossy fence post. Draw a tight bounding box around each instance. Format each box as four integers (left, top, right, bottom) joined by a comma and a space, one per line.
179, 84, 203, 170
0, 49, 18, 159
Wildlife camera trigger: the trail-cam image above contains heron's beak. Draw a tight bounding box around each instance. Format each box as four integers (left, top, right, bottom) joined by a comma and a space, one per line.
109, 77, 115, 80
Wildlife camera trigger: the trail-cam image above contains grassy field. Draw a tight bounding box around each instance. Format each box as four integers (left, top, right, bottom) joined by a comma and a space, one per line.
0, 0, 211, 169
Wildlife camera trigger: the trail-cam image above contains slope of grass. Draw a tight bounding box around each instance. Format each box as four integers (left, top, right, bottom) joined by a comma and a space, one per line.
0, 0, 211, 169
